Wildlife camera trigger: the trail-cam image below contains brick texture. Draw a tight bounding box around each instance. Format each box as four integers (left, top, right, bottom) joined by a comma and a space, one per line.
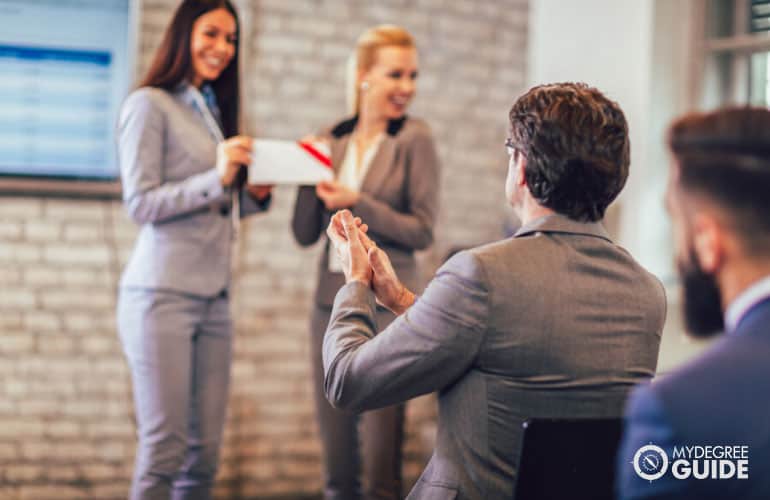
0, 0, 528, 498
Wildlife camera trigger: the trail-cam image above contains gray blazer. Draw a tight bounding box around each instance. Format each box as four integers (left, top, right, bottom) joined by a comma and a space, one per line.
323, 214, 666, 500
291, 116, 441, 307
117, 85, 268, 296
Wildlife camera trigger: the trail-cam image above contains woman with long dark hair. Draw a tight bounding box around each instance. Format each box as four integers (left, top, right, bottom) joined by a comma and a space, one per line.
292, 25, 441, 500
116, 1, 270, 498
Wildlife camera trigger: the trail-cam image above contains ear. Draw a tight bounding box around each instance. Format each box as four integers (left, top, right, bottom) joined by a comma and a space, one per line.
516, 154, 528, 187
357, 67, 369, 87
691, 212, 724, 273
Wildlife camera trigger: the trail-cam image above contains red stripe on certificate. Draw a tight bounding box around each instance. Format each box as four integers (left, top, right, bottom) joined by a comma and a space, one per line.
298, 141, 332, 169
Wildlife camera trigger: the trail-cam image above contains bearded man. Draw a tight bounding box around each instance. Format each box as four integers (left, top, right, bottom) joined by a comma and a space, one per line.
617, 107, 770, 499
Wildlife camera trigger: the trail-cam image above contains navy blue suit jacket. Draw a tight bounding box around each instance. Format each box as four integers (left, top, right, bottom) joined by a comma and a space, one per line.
617, 298, 770, 499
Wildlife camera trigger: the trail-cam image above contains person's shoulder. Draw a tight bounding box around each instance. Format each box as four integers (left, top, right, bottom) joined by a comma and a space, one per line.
646, 333, 770, 448
656, 334, 758, 396
609, 242, 662, 288
122, 86, 173, 115
119, 87, 175, 129
466, 238, 515, 259
634, 264, 666, 323
402, 116, 432, 135
439, 245, 489, 282
471, 235, 553, 268
649, 333, 759, 422
126, 86, 170, 105
606, 240, 667, 312
399, 116, 434, 141
441, 239, 517, 283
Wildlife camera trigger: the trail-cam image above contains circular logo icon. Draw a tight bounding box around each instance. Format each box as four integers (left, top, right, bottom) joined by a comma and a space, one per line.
633, 444, 669, 481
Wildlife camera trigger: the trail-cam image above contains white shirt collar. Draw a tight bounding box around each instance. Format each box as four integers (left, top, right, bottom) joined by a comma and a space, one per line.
725, 274, 770, 333
337, 132, 384, 191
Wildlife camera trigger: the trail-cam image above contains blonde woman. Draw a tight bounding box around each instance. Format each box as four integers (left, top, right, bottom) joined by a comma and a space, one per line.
292, 25, 441, 500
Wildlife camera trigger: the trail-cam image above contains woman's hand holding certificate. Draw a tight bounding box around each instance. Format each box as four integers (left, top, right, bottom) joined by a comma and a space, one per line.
247, 139, 333, 185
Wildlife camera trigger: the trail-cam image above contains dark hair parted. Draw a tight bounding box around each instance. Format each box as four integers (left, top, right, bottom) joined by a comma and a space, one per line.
140, 0, 240, 137
508, 82, 630, 222
668, 107, 770, 252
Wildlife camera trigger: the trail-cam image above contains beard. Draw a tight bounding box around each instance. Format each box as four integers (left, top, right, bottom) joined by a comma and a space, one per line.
678, 250, 724, 338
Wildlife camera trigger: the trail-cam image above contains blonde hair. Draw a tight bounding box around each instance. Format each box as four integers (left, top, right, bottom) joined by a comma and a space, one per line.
346, 24, 416, 116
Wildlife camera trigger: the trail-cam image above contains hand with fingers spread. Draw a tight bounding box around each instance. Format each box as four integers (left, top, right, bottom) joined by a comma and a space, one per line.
326, 209, 372, 285
217, 135, 253, 187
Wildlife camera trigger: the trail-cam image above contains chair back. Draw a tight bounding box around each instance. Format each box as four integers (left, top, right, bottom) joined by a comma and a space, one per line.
514, 418, 624, 500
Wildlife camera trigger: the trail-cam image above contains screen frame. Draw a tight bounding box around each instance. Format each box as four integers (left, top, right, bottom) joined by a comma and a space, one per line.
0, 0, 141, 199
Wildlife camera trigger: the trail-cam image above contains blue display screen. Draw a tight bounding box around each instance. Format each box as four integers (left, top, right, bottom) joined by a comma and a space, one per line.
0, 0, 133, 180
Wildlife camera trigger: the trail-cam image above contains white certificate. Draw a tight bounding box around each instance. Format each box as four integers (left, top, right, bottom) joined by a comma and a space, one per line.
248, 139, 333, 185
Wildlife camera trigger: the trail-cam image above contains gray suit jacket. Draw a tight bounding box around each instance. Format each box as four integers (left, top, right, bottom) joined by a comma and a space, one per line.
291, 116, 441, 307
323, 214, 666, 499
118, 85, 268, 296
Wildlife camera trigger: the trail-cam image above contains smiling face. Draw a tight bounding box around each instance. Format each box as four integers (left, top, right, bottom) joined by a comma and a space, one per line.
189, 7, 237, 87
359, 46, 418, 120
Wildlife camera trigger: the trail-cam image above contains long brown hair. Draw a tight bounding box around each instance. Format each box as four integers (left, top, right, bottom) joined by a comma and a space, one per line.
140, 0, 241, 137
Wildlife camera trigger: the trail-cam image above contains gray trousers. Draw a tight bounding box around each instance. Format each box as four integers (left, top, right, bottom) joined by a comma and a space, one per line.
311, 305, 405, 500
117, 288, 232, 500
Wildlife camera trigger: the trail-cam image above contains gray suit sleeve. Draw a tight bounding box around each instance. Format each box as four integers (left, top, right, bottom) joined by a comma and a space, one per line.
323, 251, 488, 412
118, 90, 226, 224
352, 130, 440, 250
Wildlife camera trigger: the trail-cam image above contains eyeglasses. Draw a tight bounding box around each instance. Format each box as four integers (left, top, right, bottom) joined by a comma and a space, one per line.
505, 138, 518, 157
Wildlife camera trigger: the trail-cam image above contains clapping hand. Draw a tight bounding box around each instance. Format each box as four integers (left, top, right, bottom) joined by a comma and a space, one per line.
326, 210, 415, 314
326, 210, 371, 285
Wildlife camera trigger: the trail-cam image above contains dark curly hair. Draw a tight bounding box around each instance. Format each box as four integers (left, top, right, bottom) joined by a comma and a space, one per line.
508, 82, 630, 222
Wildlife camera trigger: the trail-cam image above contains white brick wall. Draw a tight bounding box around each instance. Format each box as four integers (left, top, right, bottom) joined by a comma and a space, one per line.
0, 1, 528, 498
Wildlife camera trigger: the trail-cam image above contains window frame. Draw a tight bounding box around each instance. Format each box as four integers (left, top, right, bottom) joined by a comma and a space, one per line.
697, 0, 770, 106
